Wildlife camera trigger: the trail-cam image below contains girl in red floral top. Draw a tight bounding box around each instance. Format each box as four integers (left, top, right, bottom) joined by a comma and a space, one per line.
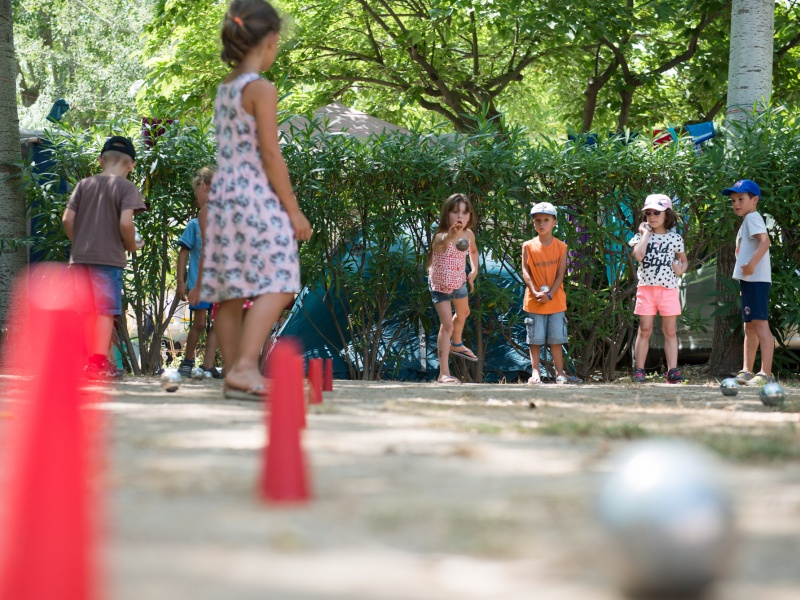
428, 193, 480, 383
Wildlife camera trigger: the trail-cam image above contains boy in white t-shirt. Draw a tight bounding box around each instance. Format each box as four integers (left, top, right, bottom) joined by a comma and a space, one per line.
722, 179, 774, 386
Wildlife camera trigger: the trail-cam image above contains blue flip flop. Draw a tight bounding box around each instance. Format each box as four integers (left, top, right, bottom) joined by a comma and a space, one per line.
449, 341, 478, 362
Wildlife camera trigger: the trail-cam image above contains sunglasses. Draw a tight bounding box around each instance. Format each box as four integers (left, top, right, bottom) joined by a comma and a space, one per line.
644, 210, 662, 217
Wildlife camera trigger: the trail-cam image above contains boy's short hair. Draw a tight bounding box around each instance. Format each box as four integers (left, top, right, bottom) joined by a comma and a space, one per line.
101, 136, 136, 161
100, 150, 134, 168
193, 165, 217, 187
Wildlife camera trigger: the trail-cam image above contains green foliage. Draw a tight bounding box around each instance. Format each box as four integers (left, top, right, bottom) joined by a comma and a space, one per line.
13, 0, 154, 127
19, 108, 800, 379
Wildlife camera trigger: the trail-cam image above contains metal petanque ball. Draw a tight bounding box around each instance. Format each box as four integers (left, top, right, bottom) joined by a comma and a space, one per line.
190, 367, 205, 380
203, 370, 213, 379
759, 382, 785, 406
455, 238, 470, 252
720, 378, 739, 397
160, 368, 182, 393
540, 285, 550, 294
597, 440, 735, 597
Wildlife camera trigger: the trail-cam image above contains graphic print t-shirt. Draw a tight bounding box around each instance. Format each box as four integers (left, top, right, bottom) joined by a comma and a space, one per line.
628, 230, 684, 289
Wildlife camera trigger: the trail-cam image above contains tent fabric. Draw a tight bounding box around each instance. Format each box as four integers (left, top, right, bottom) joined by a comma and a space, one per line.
279, 102, 411, 139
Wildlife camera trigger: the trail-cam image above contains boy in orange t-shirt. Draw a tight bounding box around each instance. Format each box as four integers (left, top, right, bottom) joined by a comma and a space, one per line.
521, 202, 577, 385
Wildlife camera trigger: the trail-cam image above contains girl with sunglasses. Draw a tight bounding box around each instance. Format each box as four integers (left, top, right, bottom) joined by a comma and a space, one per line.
628, 194, 688, 384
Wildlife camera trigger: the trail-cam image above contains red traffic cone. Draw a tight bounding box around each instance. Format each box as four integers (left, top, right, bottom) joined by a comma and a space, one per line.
308, 358, 323, 404
260, 338, 310, 503
323, 358, 333, 392
0, 264, 103, 600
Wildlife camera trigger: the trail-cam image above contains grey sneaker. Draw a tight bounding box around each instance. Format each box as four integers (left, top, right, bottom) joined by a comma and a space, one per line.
632, 368, 646, 383
734, 370, 755, 384
745, 372, 775, 387
177, 359, 195, 378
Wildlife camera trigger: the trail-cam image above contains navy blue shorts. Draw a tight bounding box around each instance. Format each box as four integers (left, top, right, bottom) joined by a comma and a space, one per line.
739, 280, 770, 322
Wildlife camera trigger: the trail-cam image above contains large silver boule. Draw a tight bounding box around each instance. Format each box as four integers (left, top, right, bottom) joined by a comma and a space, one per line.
540, 285, 550, 294
203, 369, 213, 379
160, 368, 182, 392
455, 238, 469, 251
597, 440, 734, 597
759, 382, 785, 406
134, 228, 144, 249
190, 367, 205, 380
720, 378, 739, 397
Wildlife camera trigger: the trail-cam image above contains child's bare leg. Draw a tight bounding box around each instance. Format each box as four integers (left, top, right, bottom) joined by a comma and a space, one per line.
184, 309, 207, 360
434, 300, 455, 379
214, 299, 244, 378
752, 319, 774, 374
662, 315, 678, 370
529, 344, 541, 382
226, 292, 292, 391
742, 321, 759, 373
201, 326, 218, 370
450, 296, 471, 345
634, 315, 655, 369
550, 343, 564, 376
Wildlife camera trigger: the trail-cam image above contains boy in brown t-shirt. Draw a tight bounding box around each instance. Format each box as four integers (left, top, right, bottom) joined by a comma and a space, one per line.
62, 136, 146, 379
521, 202, 579, 385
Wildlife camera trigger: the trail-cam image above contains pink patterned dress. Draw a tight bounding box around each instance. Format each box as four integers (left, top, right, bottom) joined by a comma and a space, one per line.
201, 73, 301, 303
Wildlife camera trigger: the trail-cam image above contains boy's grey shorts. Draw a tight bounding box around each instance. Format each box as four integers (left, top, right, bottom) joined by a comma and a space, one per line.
525, 311, 568, 346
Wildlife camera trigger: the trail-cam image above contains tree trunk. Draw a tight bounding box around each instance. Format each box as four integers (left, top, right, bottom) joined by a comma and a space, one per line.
0, 0, 26, 326
706, 0, 774, 374
704, 245, 743, 376
617, 87, 634, 131
726, 0, 773, 123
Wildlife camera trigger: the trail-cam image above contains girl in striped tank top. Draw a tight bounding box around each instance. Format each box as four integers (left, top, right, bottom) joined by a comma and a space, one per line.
428, 193, 480, 383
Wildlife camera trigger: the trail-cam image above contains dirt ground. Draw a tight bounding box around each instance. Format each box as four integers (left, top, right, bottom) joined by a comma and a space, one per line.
83, 376, 800, 600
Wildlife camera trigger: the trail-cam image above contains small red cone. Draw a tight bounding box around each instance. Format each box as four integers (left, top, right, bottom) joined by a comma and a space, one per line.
0, 264, 103, 600
308, 358, 323, 404
323, 358, 333, 392
260, 338, 310, 503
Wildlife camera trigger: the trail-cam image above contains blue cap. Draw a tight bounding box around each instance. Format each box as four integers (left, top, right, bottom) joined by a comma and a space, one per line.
721, 179, 760, 197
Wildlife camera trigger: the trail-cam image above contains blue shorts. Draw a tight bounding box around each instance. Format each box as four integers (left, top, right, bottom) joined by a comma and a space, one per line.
525, 311, 568, 346
74, 264, 123, 316
431, 283, 468, 304
739, 280, 770, 322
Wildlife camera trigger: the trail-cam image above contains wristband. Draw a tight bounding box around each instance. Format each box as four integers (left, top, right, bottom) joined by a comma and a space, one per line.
546, 291, 552, 300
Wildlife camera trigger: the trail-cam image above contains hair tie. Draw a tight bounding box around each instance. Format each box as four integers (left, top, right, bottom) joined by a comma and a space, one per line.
233, 16, 244, 27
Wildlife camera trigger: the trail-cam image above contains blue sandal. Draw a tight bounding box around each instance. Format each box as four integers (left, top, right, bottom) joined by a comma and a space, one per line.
449, 341, 478, 362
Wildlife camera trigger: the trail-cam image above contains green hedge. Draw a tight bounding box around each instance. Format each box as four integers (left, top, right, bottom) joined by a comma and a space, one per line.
18, 109, 800, 377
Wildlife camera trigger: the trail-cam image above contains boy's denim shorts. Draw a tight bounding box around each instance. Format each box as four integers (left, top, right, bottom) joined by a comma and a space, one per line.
430, 283, 468, 304
525, 311, 568, 346
739, 280, 770, 322
73, 264, 123, 316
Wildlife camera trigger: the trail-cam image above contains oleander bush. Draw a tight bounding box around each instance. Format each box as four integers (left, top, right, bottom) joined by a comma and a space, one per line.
16, 108, 800, 378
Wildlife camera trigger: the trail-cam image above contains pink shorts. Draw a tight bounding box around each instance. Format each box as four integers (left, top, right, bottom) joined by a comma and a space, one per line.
634, 286, 681, 316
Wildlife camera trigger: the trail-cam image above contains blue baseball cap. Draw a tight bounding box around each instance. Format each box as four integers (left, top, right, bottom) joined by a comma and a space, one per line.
721, 179, 760, 197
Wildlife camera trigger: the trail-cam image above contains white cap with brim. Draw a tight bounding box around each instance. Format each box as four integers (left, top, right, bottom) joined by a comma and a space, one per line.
642, 194, 672, 212
530, 201, 557, 217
